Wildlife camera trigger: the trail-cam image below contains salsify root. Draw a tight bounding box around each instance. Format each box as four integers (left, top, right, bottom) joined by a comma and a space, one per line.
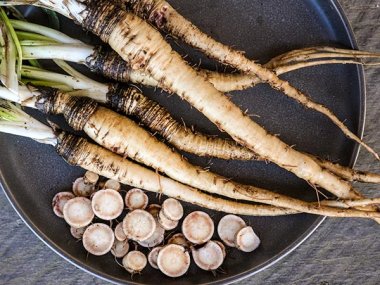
122, 0, 380, 160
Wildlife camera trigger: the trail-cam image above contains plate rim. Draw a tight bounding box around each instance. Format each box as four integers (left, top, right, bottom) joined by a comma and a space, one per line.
0, 0, 366, 284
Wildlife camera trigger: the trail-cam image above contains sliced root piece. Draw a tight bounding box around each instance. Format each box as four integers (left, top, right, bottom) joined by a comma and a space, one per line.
104, 179, 121, 191
182, 211, 214, 245
83, 171, 99, 185
111, 239, 130, 258
168, 233, 191, 248
235, 226, 261, 253
123, 251, 147, 274
162, 198, 184, 221
70, 226, 87, 240
82, 223, 115, 256
63, 197, 94, 228
214, 240, 227, 259
91, 189, 124, 220
114, 223, 127, 241
125, 188, 149, 210
148, 246, 162, 269
146, 204, 161, 218
157, 244, 190, 278
138, 222, 165, 248
217, 214, 246, 247
123, 210, 156, 241
158, 210, 178, 231
52, 191, 75, 218
73, 177, 96, 197
192, 241, 224, 271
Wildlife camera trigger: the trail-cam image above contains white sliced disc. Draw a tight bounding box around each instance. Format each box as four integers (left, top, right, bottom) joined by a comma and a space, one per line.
235, 226, 261, 253
148, 246, 162, 269
214, 240, 227, 259
157, 244, 190, 277
73, 177, 95, 197
217, 214, 246, 247
70, 226, 87, 240
63, 197, 94, 228
158, 210, 178, 230
111, 239, 130, 258
122, 210, 156, 241
123, 251, 147, 273
83, 171, 99, 185
104, 179, 121, 191
162, 198, 183, 221
82, 223, 115, 256
114, 223, 127, 241
182, 211, 214, 244
138, 221, 165, 248
52, 192, 75, 218
91, 189, 124, 220
192, 241, 224, 271
125, 188, 149, 210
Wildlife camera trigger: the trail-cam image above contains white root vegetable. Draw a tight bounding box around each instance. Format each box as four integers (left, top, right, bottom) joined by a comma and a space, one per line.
146, 204, 161, 218
122, 209, 156, 241
91, 189, 124, 220
158, 210, 178, 231
182, 211, 214, 245
70, 226, 87, 239
83, 171, 99, 185
168, 233, 190, 248
217, 215, 246, 247
138, 221, 165, 248
52, 191, 75, 218
235, 226, 261, 253
214, 240, 226, 259
148, 246, 162, 269
157, 244, 190, 278
82, 223, 115, 256
124, 188, 149, 210
114, 223, 127, 242
63, 197, 94, 228
72, 177, 95, 197
111, 239, 130, 258
104, 179, 121, 191
192, 241, 224, 271
162, 198, 183, 221
123, 251, 147, 274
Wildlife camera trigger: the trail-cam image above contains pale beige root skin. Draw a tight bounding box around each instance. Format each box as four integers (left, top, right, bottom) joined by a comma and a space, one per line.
105, 16, 361, 202
123, 0, 378, 159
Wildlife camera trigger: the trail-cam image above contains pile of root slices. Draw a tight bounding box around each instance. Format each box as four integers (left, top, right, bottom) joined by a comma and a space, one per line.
53, 172, 260, 277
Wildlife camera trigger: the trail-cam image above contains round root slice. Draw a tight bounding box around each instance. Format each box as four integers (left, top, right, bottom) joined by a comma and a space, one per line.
92, 189, 124, 220
214, 240, 227, 259
192, 241, 224, 271
148, 246, 162, 269
123, 251, 147, 273
162, 198, 184, 221
82, 223, 115, 256
168, 233, 190, 248
157, 244, 190, 278
63, 197, 94, 228
158, 210, 178, 231
83, 171, 99, 185
182, 211, 214, 245
123, 210, 156, 241
235, 226, 261, 253
111, 239, 130, 258
114, 223, 127, 241
104, 179, 121, 191
138, 222, 165, 248
73, 177, 96, 197
146, 204, 161, 218
217, 214, 246, 247
52, 192, 75, 218
70, 226, 87, 240
125, 188, 149, 210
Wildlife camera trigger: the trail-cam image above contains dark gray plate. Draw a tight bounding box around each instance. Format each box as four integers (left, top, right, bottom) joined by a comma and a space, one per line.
0, 1, 364, 284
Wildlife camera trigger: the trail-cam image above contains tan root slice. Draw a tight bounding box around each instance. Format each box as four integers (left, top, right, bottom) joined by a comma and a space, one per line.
123, 251, 147, 273
52, 191, 75, 218
235, 226, 261, 253
111, 239, 130, 258
91, 189, 124, 220
162, 198, 184, 221
82, 223, 115, 256
148, 246, 162, 269
217, 214, 246, 247
73, 177, 96, 197
63, 197, 94, 228
125, 188, 149, 210
157, 244, 190, 277
182, 211, 214, 245
70, 226, 87, 240
158, 210, 178, 231
123, 210, 156, 241
114, 223, 127, 242
192, 241, 224, 271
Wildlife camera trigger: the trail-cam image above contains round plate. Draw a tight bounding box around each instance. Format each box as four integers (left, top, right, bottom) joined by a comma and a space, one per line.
0, 1, 364, 284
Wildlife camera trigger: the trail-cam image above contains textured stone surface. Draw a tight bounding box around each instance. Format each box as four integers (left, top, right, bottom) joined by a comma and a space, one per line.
0, 0, 379, 284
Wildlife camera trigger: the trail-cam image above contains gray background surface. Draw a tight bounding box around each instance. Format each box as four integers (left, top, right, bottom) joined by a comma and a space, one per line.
0, 0, 379, 284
